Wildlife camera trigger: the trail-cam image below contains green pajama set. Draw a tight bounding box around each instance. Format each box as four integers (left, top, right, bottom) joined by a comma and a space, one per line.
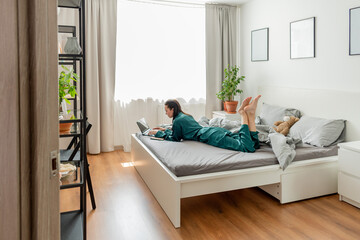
155, 112, 260, 153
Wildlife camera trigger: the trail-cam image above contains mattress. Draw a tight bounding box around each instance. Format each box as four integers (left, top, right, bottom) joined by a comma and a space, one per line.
136, 133, 338, 177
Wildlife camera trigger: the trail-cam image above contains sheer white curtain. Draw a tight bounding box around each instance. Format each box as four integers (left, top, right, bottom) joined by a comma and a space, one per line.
86, 0, 117, 154
114, 1, 206, 151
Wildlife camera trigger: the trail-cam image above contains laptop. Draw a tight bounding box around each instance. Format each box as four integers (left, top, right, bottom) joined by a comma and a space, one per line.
136, 118, 153, 136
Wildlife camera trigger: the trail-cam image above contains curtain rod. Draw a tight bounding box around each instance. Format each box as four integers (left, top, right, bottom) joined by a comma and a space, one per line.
205, 2, 237, 7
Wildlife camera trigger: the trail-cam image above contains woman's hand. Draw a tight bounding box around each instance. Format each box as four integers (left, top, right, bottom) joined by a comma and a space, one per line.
153, 127, 166, 131
148, 129, 159, 136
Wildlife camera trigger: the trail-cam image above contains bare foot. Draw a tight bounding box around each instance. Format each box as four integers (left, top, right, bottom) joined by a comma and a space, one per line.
244, 95, 261, 114
238, 109, 247, 116
238, 97, 252, 113
239, 110, 249, 125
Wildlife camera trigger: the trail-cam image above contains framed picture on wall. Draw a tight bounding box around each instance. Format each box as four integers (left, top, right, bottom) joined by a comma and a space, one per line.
290, 17, 315, 59
251, 28, 269, 61
350, 7, 360, 55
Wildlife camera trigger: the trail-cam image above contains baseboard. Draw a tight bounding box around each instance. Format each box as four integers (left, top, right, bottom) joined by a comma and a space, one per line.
114, 145, 124, 151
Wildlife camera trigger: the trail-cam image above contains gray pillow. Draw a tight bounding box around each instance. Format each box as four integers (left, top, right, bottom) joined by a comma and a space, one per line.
259, 103, 302, 126
289, 115, 346, 147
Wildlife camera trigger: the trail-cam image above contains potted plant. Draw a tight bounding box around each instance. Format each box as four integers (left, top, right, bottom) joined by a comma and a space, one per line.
59, 65, 78, 133
216, 65, 245, 113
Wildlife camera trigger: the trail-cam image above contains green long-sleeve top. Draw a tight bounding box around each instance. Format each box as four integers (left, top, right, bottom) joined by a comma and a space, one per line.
155, 112, 259, 152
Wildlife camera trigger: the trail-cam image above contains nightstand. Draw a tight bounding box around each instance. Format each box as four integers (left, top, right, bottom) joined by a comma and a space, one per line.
338, 141, 360, 208
212, 111, 241, 121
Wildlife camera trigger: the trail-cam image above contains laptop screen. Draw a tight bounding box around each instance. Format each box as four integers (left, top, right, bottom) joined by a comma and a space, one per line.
136, 118, 150, 134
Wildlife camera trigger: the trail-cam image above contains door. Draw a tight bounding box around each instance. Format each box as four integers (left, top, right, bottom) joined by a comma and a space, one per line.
0, 0, 60, 239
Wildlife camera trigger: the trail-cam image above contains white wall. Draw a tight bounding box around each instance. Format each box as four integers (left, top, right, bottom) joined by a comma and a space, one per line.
240, 0, 360, 99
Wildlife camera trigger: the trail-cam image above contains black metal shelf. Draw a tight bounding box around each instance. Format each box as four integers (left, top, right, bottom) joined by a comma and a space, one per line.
59, 25, 76, 34
63, 97, 76, 101
61, 211, 83, 240
60, 175, 84, 189
60, 149, 80, 162
60, 132, 81, 138
58, 61, 79, 66
59, 109, 83, 123
60, 181, 84, 190
60, 158, 85, 189
59, 54, 83, 61
59, 0, 87, 239
58, 0, 82, 9
60, 176, 84, 189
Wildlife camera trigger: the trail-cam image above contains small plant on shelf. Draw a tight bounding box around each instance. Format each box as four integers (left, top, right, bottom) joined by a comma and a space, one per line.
216, 65, 245, 113
58, 65, 78, 134
59, 65, 78, 110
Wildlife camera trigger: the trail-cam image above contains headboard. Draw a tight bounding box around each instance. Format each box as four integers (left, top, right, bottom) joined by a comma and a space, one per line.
257, 86, 360, 142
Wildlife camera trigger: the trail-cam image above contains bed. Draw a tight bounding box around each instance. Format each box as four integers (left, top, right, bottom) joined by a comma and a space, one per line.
130, 86, 360, 228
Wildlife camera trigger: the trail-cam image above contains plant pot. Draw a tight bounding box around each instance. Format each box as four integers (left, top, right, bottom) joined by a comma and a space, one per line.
59, 122, 73, 134
225, 101, 238, 114
223, 102, 227, 112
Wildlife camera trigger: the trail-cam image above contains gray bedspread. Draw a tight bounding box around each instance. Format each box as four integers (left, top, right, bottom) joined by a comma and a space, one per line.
200, 117, 339, 170
136, 132, 337, 177
201, 117, 303, 170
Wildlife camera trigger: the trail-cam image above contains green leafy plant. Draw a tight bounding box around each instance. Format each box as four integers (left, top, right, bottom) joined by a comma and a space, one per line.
59, 65, 78, 107
216, 90, 226, 102
216, 65, 245, 102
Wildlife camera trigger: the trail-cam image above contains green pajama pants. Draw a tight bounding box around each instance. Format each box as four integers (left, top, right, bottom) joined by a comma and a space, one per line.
198, 124, 260, 153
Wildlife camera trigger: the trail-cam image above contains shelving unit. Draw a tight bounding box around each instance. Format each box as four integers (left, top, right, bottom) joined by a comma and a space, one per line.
58, 0, 87, 239
61, 211, 84, 240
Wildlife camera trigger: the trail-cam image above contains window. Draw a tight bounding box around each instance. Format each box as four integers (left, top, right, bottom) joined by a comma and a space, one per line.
115, 0, 205, 103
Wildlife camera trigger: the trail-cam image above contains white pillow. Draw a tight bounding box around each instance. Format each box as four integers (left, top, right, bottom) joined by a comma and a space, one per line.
259, 103, 302, 126
289, 116, 345, 147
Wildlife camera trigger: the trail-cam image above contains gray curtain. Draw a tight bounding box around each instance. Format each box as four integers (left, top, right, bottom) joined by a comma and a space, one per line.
205, 4, 237, 118
86, 0, 117, 153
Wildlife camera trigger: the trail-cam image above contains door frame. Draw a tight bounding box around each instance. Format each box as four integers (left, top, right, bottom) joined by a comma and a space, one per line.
0, 0, 60, 239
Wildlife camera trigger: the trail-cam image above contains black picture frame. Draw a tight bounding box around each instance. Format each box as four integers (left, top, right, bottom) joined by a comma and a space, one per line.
290, 17, 315, 59
350, 7, 360, 55
251, 28, 269, 62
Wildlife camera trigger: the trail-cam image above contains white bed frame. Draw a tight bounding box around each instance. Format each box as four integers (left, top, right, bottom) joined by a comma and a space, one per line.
130, 87, 360, 228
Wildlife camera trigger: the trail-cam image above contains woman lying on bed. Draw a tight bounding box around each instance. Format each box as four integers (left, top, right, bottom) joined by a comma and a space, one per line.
148, 95, 262, 153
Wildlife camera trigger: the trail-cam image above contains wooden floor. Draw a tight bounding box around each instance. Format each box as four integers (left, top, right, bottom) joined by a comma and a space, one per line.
60, 150, 360, 240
